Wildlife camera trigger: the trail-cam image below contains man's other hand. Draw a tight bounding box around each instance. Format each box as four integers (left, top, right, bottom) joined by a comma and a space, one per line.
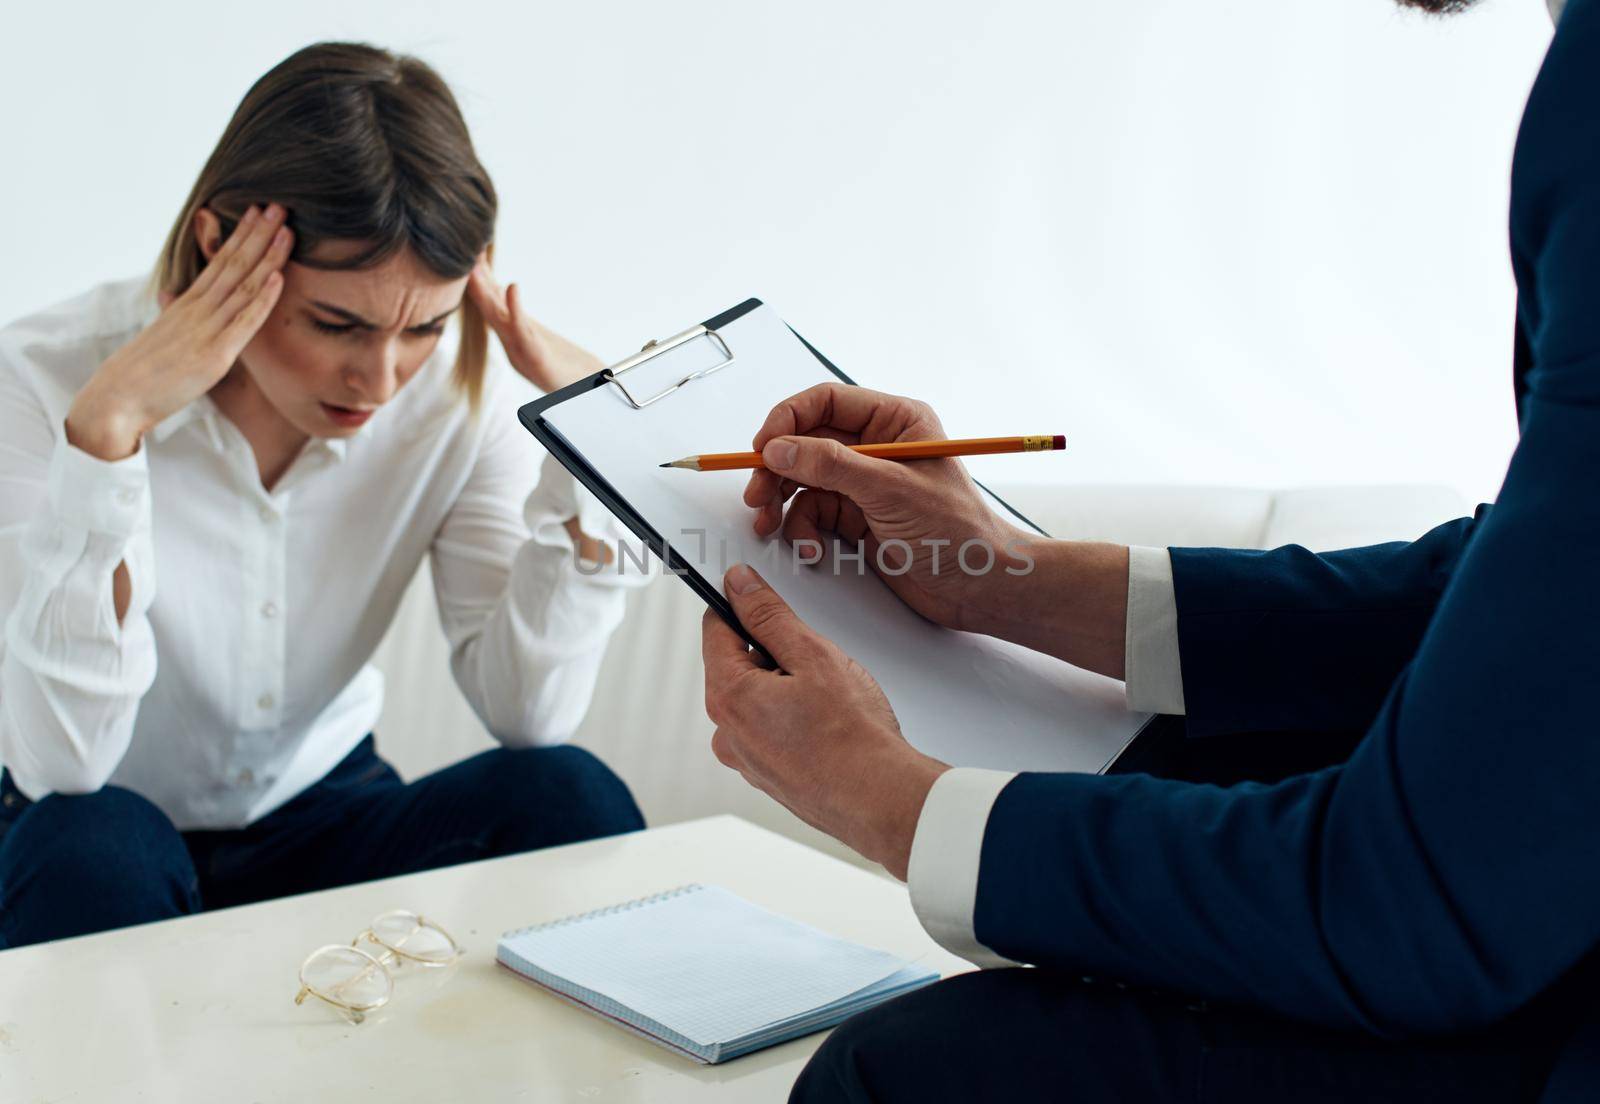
701, 563, 949, 880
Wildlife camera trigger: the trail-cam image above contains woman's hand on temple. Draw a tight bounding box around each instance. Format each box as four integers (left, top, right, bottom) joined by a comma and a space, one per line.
469, 254, 620, 560
67, 203, 293, 461
467, 254, 602, 394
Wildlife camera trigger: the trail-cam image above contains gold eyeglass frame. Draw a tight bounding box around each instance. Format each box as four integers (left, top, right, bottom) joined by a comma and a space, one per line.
294, 909, 463, 1024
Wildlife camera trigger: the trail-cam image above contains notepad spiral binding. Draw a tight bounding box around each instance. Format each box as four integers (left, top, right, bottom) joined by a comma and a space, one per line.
502, 884, 704, 939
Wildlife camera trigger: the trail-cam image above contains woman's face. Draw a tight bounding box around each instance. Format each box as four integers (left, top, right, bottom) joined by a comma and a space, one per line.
230, 237, 470, 438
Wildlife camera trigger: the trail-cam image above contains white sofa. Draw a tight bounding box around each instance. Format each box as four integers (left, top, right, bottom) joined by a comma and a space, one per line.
371, 482, 1470, 866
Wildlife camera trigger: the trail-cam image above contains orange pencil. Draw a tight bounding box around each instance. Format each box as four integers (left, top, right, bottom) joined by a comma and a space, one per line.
659, 434, 1066, 472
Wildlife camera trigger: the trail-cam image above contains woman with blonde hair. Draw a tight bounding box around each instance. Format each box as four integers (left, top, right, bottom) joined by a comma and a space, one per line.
0, 42, 646, 947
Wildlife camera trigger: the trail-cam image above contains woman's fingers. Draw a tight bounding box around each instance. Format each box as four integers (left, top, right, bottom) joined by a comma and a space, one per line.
501, 283, 539, 352
500, 282, 547, 364
197, 204, 287, 309
469, 261, 570, 391
219, 270, 284, 351
219, 225, 293, 327
185, 206, 254, 299
467, 257, 511, 329
504, 280, 523, 324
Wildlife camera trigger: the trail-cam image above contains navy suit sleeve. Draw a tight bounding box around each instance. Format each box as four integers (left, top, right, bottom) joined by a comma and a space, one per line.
1168, 513, 1486, 738
969, 5, 1600, 1037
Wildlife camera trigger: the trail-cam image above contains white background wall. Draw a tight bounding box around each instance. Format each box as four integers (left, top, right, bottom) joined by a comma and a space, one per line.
2, 0, 1552, 504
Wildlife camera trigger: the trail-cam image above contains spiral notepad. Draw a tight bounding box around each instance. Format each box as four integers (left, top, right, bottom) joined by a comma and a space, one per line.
495, 884, 940, 1064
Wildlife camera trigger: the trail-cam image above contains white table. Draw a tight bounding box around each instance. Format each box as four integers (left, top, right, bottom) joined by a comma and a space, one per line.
0, 816, 968, 1102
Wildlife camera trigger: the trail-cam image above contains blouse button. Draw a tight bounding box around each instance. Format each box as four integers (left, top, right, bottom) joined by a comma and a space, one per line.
257, 693, 275, 710
261, 601, 279, 619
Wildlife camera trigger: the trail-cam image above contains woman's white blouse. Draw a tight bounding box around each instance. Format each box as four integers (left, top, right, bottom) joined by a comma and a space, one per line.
0, 279, 649, 830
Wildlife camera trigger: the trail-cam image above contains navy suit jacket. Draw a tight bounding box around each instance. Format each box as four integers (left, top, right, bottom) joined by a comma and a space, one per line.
973, 0, 1600, 1054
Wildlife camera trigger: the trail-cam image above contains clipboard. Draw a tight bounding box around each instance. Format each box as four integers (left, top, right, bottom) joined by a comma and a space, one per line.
520, 299, 1048, 663
517, 299, 1152, 775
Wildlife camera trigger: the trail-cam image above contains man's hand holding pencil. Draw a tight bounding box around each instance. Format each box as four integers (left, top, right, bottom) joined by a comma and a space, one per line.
700, 384, 1134, 879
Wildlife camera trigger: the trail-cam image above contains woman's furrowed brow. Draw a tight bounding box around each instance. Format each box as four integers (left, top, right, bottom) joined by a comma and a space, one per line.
308, 299, 464, 329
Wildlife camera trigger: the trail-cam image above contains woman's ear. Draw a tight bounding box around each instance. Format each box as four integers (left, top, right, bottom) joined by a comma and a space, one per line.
192, 207, 224, 262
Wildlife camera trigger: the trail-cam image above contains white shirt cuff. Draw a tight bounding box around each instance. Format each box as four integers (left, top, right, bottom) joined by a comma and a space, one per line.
1124, 545, 1186, 715
49, 431, 150, 540
907, 767, 1021, 969
524, 452, 652, 585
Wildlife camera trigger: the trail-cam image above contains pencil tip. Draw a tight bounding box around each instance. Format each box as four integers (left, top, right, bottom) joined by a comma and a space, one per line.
658, 462, 670, 468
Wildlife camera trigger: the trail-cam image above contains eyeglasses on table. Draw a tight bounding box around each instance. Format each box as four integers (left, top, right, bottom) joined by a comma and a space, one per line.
295, 909, 463, 1024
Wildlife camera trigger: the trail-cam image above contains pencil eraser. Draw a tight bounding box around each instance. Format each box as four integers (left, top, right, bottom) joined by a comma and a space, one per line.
1052, 435, 1066, 451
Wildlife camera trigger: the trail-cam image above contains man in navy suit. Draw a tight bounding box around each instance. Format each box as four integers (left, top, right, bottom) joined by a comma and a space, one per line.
700, 0, 1597, 1099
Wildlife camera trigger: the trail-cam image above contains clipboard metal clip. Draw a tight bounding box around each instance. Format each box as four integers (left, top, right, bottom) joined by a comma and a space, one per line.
601, 325, 735, 409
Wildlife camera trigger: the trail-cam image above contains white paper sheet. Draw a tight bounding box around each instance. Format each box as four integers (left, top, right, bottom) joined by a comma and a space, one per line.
541, 303, 1149, 772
